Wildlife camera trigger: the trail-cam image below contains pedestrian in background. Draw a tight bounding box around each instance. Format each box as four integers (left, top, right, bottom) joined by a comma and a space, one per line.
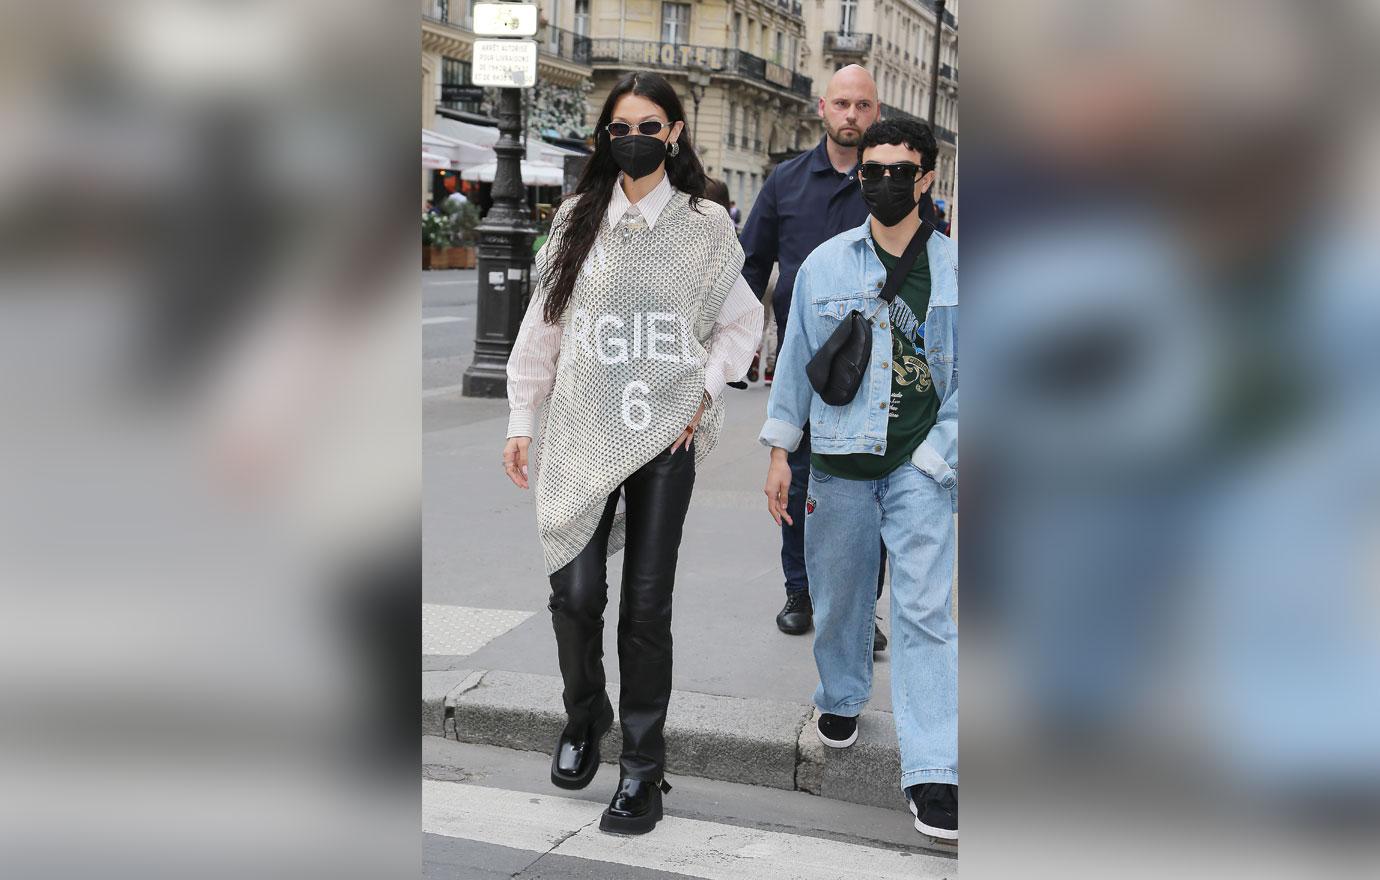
739, 64, 898, 643
704, 177, 731, 211
502, 72, 761, 837
728, 200, 741, 231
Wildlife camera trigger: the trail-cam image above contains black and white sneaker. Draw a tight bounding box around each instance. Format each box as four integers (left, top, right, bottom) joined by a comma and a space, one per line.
815, 712, 858, 748
905, 783, 957, 841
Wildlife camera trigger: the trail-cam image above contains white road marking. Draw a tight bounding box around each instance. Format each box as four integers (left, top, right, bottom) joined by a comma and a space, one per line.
423, 316, 468, 325
422, 780, 956, 880
422, 604, 534, 655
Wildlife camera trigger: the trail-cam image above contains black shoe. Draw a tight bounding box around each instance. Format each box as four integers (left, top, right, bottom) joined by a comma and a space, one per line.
550, 699, 614, 790
816, 712, 858, 748
746, 356, 760, 383
906, 783, 958, 841
776, 591, 812, 634
598, 776, 671, 835
873, 620, 888, 653
727, 380, 749, 390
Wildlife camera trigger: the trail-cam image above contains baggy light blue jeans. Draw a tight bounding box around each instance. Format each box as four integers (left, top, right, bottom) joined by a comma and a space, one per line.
805, 459, 958, 789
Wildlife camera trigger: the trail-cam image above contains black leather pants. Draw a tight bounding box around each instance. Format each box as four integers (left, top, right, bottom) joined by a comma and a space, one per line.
547, 444, 696, 781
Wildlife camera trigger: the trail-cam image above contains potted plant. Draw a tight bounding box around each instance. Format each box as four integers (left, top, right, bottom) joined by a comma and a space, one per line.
449, 201, 482, 269
422, 211, 453, 269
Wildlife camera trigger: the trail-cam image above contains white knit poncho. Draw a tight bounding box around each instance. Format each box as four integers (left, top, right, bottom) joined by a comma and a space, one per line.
533, 190, 744, 574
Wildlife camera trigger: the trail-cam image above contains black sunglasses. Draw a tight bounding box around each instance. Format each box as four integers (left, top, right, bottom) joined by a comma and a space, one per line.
858, 162, 923, 182
605, 120, 670, 138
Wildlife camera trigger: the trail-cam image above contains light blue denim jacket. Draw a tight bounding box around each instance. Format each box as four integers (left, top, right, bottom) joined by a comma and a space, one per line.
760, 219, 958, 491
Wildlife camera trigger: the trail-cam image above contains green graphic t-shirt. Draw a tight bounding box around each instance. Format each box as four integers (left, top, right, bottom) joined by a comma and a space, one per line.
811, 240, 939, 481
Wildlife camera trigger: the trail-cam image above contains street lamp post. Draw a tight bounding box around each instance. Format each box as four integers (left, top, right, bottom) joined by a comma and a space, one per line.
463, 6, 539, 398
463, 85, 536, 398
686, 68, 711, 144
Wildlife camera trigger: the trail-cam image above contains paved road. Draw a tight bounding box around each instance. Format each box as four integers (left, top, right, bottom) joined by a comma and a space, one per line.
423, 739, 957, 879
423, 268, 479, 400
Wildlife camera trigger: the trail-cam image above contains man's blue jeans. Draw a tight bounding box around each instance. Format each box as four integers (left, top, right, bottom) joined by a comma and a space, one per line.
783, 433, 888, 599
805, 460, 958, 789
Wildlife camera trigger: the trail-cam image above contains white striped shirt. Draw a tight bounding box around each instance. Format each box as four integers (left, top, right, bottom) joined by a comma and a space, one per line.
506, 172, 763, 439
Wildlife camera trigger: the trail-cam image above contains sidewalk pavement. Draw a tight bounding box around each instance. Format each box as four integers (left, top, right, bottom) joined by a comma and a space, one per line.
423, 380, 908, 811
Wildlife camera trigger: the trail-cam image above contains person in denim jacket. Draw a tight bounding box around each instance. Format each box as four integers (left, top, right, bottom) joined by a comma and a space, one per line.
759, 120, 958, 841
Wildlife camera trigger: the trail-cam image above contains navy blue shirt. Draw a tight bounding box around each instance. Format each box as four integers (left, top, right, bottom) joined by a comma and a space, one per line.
740, 137, 869, 332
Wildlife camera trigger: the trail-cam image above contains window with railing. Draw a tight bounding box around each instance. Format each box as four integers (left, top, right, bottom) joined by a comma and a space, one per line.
548, 0, 561, 52
727, 101, 736, 147
661, 2, 690, 46
840, 0, 858, 36
574, 0, 589, 36
441, 56, 480, 113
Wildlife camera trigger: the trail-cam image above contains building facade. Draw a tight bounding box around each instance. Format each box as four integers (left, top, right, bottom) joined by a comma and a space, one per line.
579, 1, 817, 218
422, 0, 594, 134
422, 1, 954, 220
801, 0, 957, 217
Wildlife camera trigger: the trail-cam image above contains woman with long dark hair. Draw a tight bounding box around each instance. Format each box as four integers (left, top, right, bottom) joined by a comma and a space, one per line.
501, 72, 762, 835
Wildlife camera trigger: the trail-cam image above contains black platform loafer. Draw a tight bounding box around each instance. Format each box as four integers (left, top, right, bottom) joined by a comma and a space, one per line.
550, 700, 614, 790
598, 776, 672, 835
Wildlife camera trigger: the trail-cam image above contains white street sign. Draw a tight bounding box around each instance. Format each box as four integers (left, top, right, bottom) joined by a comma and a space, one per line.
471, 39, 538, 88
472, 3, 539, 37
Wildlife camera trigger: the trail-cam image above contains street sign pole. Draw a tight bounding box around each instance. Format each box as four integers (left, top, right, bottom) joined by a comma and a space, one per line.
463, 5, 540, 398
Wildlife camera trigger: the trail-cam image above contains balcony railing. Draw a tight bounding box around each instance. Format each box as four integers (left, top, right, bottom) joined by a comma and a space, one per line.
936, 125, 958, 146
423, 4, 466, 29
939, 63, 956, 82
921, 0, 958, 30
824, 32, 873, 55
587, 39, 811, 99
424, 11, 591, 67
544, 26, 592, 64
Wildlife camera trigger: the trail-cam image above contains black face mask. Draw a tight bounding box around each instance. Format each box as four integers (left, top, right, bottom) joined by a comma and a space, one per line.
860, 174, 920, 227
610, 134, 667, 181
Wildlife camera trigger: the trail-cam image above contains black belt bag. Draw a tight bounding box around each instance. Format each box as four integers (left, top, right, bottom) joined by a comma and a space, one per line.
806, 220, 933, 406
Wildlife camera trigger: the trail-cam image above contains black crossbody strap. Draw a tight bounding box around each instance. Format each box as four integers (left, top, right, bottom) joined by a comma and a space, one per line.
879, 219, 934, 305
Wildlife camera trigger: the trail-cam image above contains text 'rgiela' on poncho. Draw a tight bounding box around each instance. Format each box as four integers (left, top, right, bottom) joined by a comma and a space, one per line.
533, 190, 744, 574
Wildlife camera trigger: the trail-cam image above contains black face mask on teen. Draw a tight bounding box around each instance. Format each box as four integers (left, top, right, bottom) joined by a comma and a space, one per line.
860, 172, 922, 227
610, 134, 667, 181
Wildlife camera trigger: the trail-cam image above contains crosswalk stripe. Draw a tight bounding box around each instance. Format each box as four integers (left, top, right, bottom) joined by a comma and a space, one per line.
422, 780, 955, 880
421, 604, 533, 656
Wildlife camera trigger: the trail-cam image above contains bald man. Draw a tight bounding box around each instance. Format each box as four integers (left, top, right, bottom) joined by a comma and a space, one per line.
742, 65, 930, 638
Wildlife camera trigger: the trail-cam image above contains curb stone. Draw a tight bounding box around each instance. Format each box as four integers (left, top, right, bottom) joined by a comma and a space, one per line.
426, 668, 904, 809
421, 669, 484, 737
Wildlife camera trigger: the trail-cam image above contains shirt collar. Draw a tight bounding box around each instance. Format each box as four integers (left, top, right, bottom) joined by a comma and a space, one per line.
607, 171, 674, 230
808, 136, 856, 177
